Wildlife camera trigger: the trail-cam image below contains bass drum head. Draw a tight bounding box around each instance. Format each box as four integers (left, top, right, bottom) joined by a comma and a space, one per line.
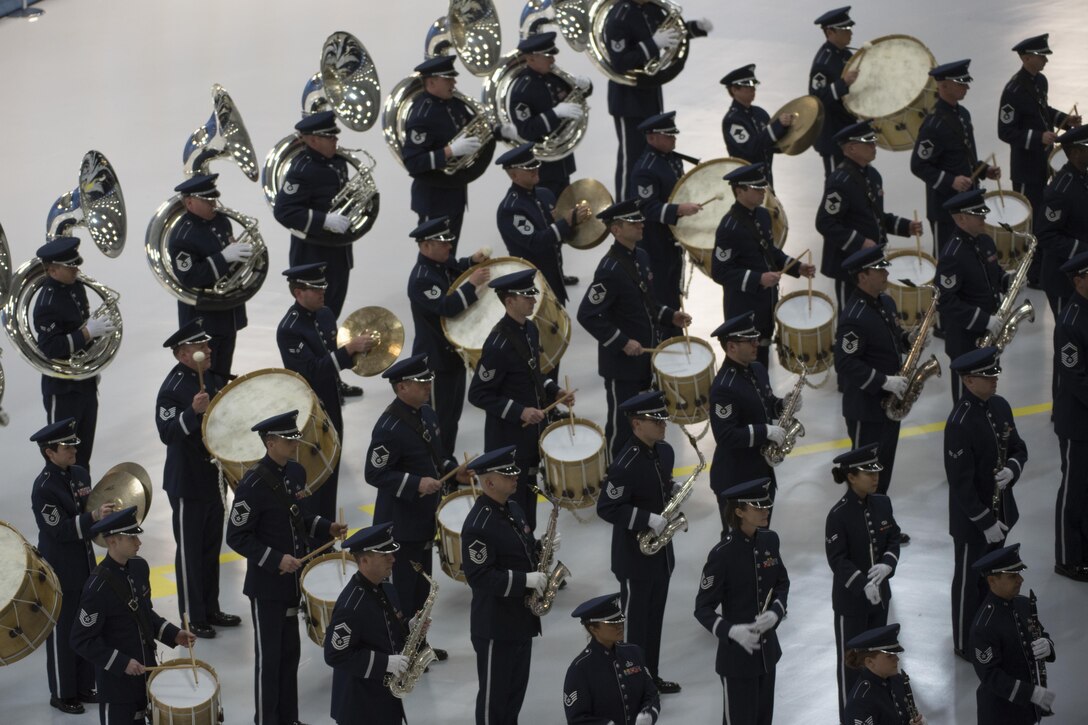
843, 34, 935, 119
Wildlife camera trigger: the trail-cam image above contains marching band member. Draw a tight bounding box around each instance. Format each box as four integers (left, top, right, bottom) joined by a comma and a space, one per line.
596, 390, 682, 694
402, 55, 481, 253
33, 236, 116, 471
694, 478, 789, 725
969, 544, 1057, 723
460, 446, 547, 725
825, 444, 903, 721
720, 64, 790, 188
365, 353, 464, 657
809, 6, 858, 176
226, 411, 347, 725
468, 270, 574, 531
407, 216, 491, 458
601, 0, 711, 199
945, 347, 1028, 661
816, 121, 920, 312
1052, 252, 1088, 582
708, 313, 785, 533
935, 190, 1009, 403
563, 593, 661, 724
712, 162, 815, 369
630, 111, 703, 338
833, 246, 914, 496
30, 418, 109, 714
843, 624, 926, 725
577, 199, 690, 459
911, 60, 1001, 254
277, 263, 375, 533
508, 31, 590, 199
156, 318, 240, 639
1038, 126, 1088, 317
323, 523, 409, 725
168, 173, 250, 378
70, 507, 196, 725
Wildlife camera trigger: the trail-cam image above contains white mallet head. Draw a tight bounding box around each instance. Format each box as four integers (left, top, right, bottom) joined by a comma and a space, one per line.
192, 351, 206, 364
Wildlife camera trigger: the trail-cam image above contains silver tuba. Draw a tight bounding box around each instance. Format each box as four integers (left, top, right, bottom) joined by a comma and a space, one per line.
586, 0, 689, 87
437, 0, 504, 77
47, 151, 127, 257
521, 0, 592, 53
146, 84, 270, 310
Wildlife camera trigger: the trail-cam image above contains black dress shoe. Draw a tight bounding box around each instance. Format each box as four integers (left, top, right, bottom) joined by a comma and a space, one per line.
77, 691, 98, 704
208, 611, 242, 627
49, 697, 84, 715
563, 275, 579, 286
1054, 563, 1088, 582
189, 622, 217, 639
899, 532, 911, 545
339, 381, 364, 398
653, 677, 681, 694
432, 647, 448, 661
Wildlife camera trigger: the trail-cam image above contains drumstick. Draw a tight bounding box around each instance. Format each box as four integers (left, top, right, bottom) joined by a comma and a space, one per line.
192, 351, 206, 393
807, 250, 814, 314
437, 461, 468, 484
913, 210, 924, 258
338, 507, 346, 575
696, 193, 723, 207
522, 390, 579, 427
182, 613, 198, 683
144, 664, 199, 672
780, 248, 810, 276
464, 453, 480, 500
679, 296, 691, 355
294, 537, 338, 567
565, 375, 576, 441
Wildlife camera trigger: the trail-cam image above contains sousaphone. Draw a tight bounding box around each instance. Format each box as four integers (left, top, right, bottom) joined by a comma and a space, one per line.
586, 0, 689, 87
520, 0, 592, 53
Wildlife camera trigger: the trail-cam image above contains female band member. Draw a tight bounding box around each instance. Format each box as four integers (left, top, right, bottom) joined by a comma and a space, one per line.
844, 623, 927, 724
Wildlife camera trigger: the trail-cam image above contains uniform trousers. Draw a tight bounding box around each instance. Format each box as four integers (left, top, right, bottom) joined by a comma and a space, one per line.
46, 586, 95, 699
1056, 437, 1088, 567
846, 418, 902, 495
613, 115, 650, 202
834, 609, 889, 722
45, 388, 97, 472
951, 537, 1000, 654
98, 700, 146, 725
720, 670, 776, 725
620, 575, 670, 677
250, 598, 301, 725
432, 367, 467, 459
170, 495, 225, 624
289, 240, 351, 319
208, 333, 237, 380
1013, 179, 1045, 284
604, 377, 646, 461
472, 636, 532, 725
390, 540, 434, 618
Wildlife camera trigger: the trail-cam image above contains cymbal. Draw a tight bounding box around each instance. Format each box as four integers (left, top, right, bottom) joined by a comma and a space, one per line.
104, 461, 153, 507
556, 179, 614, 250
337, 306, 405, 377
88, 464, 151, 546
772, 96, 824, 156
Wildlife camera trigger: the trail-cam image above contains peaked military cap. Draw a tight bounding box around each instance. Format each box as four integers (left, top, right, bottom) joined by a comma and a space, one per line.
596, 199, 645, 224
295, 110, 340, 136
1012, 34, 1051, 56
719, 477, 774, 508
343, 522, 401, 554
637, 111, 679, 135
950, 346, 1002, 377
252, 410, 303, 439
814, 6, 853, 28
1057, 125, 1088, 147
174, 173, 221, 199
489, 269, 539, 295
283, 262, 328, 289
846, 623, 904, 653
720, 64, 759, 87
382, 353, 434, 383
415, 55, 459, 78
495, 143, 541, 169
619, 390, 669, 420
834, 120, 878, 145
1060, 251, 1088, 276
973, 543, 1027, 575
30, 417, 80, 447
712, 312, 760, 340
942, 189, 990, 216
163, 317, 211, 348
722, 162, 769, 188
518, 31, 558, 55
930, 60, 972, 83
410, 216, 455, 242
833, 443, 884, 473
841, 244, 891, 274
571, 592, 625, 623
468, 445, 521, 476
90, 506, 143, 538
37, 237, 83, 267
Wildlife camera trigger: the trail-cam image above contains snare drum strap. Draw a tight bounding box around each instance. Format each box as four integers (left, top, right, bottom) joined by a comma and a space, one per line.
92, 565, 157, 658
495, 320, 549, 410
727, 208, 778, 272
841, 162, 886, 238
936, 107, 979, 170
252, 463, 308, 549
384, 402, 448, 477
606, 247, 662, 344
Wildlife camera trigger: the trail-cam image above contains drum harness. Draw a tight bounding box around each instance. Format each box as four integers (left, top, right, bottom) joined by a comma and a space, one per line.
726, 206, 779, 348
383, 403, 449, 492
840, 161, 890, 243
253, 463, 310, 608
606, 246, 662, 350
91, 565, 157, 660
495, 318, 551, 484
935, 106, 982, 176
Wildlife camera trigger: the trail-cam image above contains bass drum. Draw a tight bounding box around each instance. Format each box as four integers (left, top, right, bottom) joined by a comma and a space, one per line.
669, 158, 788, 277
843, 35, 937, 151
0, 521, 62, 666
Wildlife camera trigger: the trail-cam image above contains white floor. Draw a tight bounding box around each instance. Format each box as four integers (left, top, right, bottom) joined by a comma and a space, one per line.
1, 1, 1085, 723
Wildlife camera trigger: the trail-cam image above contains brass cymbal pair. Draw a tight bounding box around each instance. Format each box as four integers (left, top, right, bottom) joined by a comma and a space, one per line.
87, 462, 153, 546
337, 306, 405, 377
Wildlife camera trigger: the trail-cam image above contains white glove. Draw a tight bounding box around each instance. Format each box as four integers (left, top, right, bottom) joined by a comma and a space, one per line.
526, 571, 548, 596
694, 17, 714, 33
867, 563, 893, 587
647, 513, 667, 536
635, 712, 653, 725
221, 241, 253, 264
554, 102, 584, 121
573, 75, 593, 92
322, 213, 351, 234
727, 624, 762, 654
864, 581, 882, 605
1029, 686, 1056, 711
670, 482, 684, 498
85, 314, 118, 339
499, 122, 520, 142
765, 425, 786, 446
652, 27, 681, 50
449, 135, 483, 157
986, 315, 1003, 336
881, 375, 909, 399
752, 610, 779, 634
792, 393, 803, 413
983, 520, 1009, 544
385, 654, 409, 676
1031, 637, 1053, 660
995, 467, 1014, 490
551, 531, 562, 553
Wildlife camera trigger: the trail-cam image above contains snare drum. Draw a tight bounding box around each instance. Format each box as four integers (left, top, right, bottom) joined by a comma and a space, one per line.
443, 257, 571, 373
202, 368, 341, 493
651, 336, 716, 424
539, 418, 607, 509
0, 521, 62, 666
436, 489, 476, 583
300, 553, 352, 646
146, 658, 222, 725
983, 190, 1033, 270
1049, 145, 1063, 179
844, 35, 937, 151
884, 249, 937, 327
774, 291, 836, 374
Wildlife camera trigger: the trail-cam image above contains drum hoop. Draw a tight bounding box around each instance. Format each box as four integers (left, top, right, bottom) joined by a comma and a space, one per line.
774, 289, 835, 324
201, 367, 317, 458
843, 34, 936, 119
651, 335, 716, 377
669, 157, 748, 249
147, 657, 221, 703
436, 488, 478, 532
982, 189, 1033, 221
883, 249, 937, 290
539, 417, 605, 464
300, 552, 354, 597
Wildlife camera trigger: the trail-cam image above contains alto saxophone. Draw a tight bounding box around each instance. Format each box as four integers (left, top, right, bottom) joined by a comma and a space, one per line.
884, 286, 942, 421
525, 491, 569, 617
385, 562, 438, 698
900, 669, 921, 722
638, 429, 706, 555
761, 365, 807, 467
992, 422, 1011, 518
978, 229, 1037, 351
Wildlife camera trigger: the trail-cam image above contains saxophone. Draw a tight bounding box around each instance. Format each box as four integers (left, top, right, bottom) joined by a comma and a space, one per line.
992, 422, 1012, 518
525, 491, 569, 617
900, 669, 921, 722
385, 562, 438, 698
1026, 589, 1054, 717
638, 428, 706, 555
761, 365, 807, 467
977, 229, 1037, 351
884, 287, 942, 421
